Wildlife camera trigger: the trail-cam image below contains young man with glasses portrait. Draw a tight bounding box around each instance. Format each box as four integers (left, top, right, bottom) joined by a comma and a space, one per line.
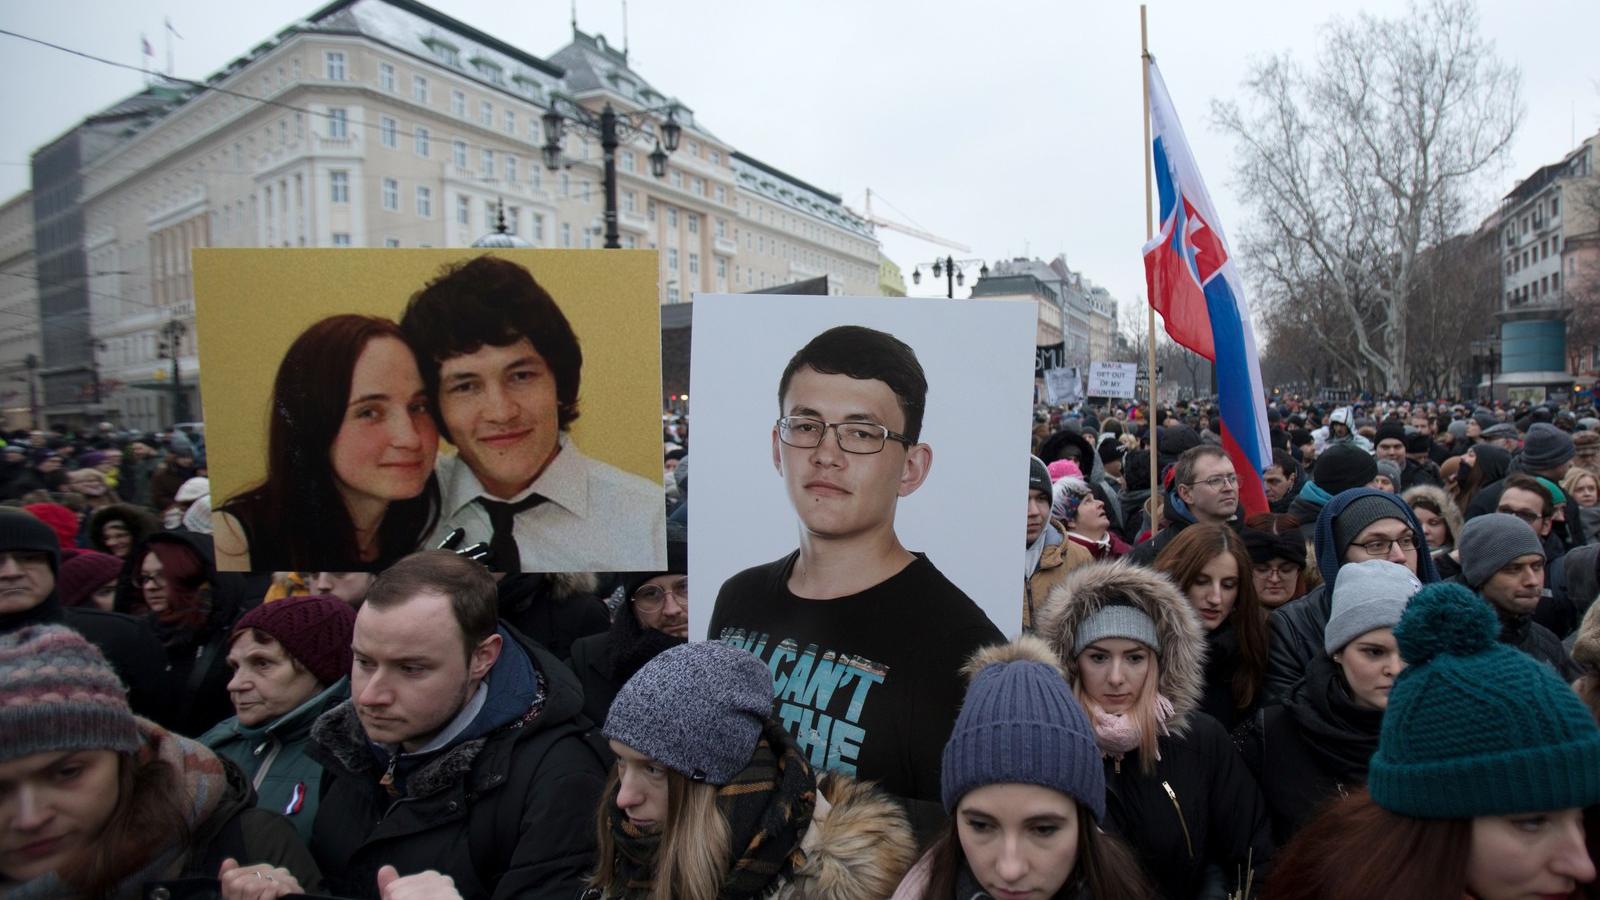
708, 325, 1004, 841
1130, 444, 1241, 566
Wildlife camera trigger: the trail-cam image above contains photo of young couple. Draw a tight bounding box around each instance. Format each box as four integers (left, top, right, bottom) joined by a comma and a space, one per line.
193, 249, 666, 574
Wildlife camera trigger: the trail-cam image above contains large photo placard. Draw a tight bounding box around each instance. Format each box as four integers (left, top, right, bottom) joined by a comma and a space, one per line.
194, 248, 666, 573
687, 293, 1036, 641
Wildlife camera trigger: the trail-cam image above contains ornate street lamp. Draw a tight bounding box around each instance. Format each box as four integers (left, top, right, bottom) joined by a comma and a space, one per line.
540, 95, 685, 249
910, 255, 989, 299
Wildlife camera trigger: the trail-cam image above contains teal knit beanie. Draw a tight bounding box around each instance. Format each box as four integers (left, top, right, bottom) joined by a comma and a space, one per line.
1368, 583, 1600, 818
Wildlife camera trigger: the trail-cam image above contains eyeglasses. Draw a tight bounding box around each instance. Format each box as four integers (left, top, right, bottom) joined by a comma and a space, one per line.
1184, 473, 1239, 490
1353, 535, 1417, 556
633, 578, 688, 612
1252, 562, 1300, 581
1496, 506, 1546, 524
138, 572, 167, 586
776, 416, 912, 455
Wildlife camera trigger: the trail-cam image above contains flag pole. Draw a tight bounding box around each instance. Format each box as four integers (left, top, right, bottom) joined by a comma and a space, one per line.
1141, 5, 1161, 530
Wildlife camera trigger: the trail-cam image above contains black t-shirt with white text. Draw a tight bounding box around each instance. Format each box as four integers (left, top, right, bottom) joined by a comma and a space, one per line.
709, 551, 1005, 807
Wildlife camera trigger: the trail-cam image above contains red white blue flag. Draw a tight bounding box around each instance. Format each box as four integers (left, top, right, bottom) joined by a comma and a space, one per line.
1142, 58, 1271, 515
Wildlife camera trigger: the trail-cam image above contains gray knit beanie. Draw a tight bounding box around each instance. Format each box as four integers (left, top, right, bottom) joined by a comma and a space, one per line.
1072, 602, 1160, 657
603, 641, 773, 785
941, 637, 1106, 821
1374, 459, 1402, 488
0, 625, 140, 762
1324, 560, 1422, 654
1458, 513, 1546, 590
1333, 494, 1413, 552
1522, 423, 1575, 471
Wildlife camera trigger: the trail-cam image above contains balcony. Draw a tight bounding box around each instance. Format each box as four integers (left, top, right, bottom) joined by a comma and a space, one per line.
714, 236, 737, 256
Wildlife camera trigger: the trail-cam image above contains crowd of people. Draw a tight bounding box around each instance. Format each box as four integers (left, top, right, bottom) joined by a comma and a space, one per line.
4, 386, 1600, 899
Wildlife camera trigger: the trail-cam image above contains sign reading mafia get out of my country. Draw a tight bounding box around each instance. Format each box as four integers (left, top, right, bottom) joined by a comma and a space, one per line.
193, 248, 666, 574
1089, 361, 1141, 398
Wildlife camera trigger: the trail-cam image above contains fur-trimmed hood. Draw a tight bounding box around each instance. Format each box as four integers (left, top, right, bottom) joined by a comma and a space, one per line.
1035, 560, 1207, 733
1400, 484, 1463, 549
775, 774, 918, 900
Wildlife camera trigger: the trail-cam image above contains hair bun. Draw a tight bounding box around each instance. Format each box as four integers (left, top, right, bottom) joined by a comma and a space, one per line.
1393, 583, 1498, 666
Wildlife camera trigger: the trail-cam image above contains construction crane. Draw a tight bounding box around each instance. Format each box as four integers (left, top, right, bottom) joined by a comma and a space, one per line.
862, 189, 970, 252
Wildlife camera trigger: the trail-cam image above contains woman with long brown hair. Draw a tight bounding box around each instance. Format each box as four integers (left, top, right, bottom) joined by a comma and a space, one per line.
891, 637, 1152, 900
1153, 523, 1270, 730
1037, 561, 1272, 899
1270, 583, 1600, 899
0, 625, 317, 898
216, 314, 440, 571
590, 642, 916, 900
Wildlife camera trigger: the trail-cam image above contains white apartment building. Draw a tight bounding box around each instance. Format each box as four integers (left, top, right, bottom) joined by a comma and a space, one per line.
17, 0, 882, 428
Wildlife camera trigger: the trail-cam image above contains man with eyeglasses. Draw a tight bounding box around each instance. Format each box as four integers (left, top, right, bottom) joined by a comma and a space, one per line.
1129, 444, 1240, 566
1264, 488, 1440, 703
568, 532, 689, 728
709, 325, 1004, 841
1454, 513, 1578, 678
0, 507, 170, 725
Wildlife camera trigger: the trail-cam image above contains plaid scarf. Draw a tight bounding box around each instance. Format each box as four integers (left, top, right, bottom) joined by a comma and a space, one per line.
605, 720, 817, 899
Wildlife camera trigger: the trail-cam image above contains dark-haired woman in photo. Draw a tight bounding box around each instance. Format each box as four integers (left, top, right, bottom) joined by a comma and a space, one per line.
1154, 524, 1271, 731
216, 314, 440, 571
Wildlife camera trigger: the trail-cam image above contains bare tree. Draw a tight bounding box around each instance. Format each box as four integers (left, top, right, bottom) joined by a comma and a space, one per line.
1213, 0, 1521, 392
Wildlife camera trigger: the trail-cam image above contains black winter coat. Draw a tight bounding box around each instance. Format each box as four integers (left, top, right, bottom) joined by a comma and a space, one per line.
1102, 714, 1273, 900
1264, 585, 1330, 706
1501, 611, 1581, 681
308, 631, 608, 900
0, 596, 174, 729
1198, 620, 1258, 732
566, 609, 683, 729
495, 572, 609, 662
1233, 654, 1383, 845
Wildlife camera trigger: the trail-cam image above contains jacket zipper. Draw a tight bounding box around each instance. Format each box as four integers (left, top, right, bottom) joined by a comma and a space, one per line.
1162, 780, 1194, 859
250, 739, 283, 792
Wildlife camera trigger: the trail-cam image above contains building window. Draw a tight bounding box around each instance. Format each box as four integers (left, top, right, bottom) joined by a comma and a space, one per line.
480, 100, 493, 126
384, 238, 400, 248
530, 168, 541, 191
332, 233, 351, 246
716, 257, 727, 278
416, 186, 432, 217
325, 52, 346, 81
451, 90, 466, 117
379, 116, 397, 148
481, 149, 495, 178
688, 213, 699, 234
414, 126, 430, 157
327, 108, 347, 138
560, 173, 570, 198
561, 223, 572, 247
688, 253, 699, 275
330, 171, 349, 203
532, 213, 545, 243
668, 285, 680, 303
623, 235, 636, 249
1552, 196, 1560, 216
647, 199, 656, 221
504, 110, 515, 134
692, 177, 704, 196
379, 62, 395, 92
667, 207, 678, 228
715, 218, 726, 239
382, 178, 399, 210
715, 185, 726, 204
506, 206, 520, 234
413, 75, 429, 103
1553, 271, 1561, 291
621, 151, 635, 173
710, 150, 721, 166
506, 156, 518, 183
457, 195, 470, 224
670, 170, 683, 188
668, 248, 679, 270
623, 191, 636, 213
453, 140, 467, 169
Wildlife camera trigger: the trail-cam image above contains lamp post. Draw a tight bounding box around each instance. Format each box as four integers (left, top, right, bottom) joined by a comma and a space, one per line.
909, 256, 989, 299
160, 319, 191, 424
540, 96, 682, 249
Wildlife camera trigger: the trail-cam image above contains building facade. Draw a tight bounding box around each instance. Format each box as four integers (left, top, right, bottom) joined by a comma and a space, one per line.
14, 0, 881, 428
967, 272, 1064, 347
1496, 131, 1600, 400
0, 191, 38, 429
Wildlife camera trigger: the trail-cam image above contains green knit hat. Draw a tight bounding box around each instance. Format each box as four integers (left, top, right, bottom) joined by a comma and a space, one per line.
1368, 583, 1600, 818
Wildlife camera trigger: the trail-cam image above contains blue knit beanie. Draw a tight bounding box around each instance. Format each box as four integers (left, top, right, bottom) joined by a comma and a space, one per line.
941, 636, 1105, 821
1368, 583, 1600, 818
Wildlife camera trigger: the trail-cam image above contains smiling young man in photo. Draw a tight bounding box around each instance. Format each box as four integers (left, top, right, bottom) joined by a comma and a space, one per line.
708, 325, 1004, 839
401, 256, 665, 571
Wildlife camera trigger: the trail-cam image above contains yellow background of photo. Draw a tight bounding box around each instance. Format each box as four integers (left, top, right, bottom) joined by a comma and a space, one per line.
194, 248, 664, 508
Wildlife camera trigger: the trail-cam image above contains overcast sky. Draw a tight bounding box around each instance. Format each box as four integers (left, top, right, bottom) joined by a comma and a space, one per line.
3, 1, 1597, 313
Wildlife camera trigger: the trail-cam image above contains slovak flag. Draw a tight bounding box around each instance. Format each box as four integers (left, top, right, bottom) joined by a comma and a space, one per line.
1141, 57, 1271, 516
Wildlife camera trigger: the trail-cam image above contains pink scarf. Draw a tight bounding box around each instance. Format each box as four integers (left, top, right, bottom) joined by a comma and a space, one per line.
1085, 694, 1175, 761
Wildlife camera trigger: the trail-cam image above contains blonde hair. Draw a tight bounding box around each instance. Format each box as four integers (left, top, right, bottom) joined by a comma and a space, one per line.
591, 767, 732, 900
1562, 467, 1598, 506
1073, 648, 1163, 775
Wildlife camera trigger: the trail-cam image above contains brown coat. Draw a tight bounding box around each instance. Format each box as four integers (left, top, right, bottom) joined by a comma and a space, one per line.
1025, 519, 1094, 631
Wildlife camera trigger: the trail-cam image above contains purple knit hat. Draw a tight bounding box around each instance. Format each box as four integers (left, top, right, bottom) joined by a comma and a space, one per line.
231, 594, 357, 686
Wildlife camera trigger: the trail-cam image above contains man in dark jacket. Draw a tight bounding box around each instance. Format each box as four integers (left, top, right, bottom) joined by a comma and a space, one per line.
1129, 444, 1238, 565
568, 533, 688, 727
1467, 423, 1585, 551
308, 550, 607, 900
0, 507, 172, 725
1265, 489, 1440, 703
1454, 513, 1579, 679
